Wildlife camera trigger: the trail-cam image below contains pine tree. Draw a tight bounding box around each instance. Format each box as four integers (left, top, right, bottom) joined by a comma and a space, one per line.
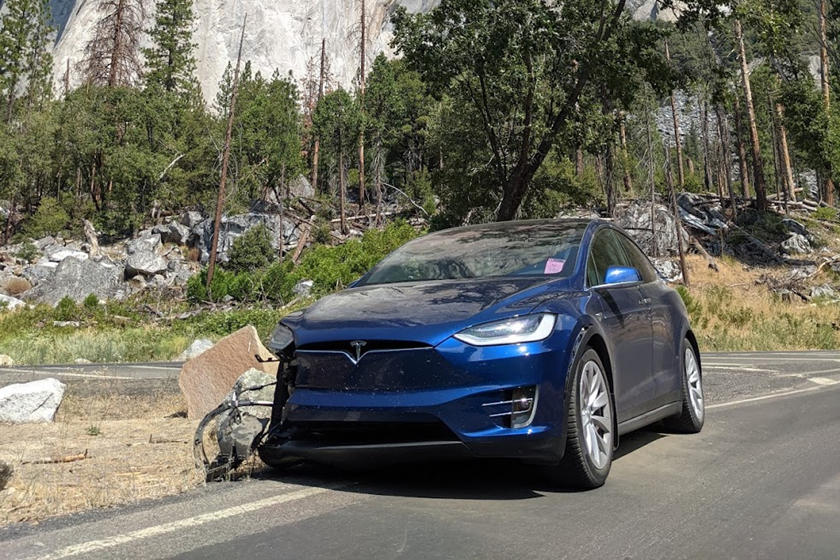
0, 0, 54, 122
143, 0, 200, 100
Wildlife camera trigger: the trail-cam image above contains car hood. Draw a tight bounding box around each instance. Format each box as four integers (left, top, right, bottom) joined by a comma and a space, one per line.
283, 277, 571, 347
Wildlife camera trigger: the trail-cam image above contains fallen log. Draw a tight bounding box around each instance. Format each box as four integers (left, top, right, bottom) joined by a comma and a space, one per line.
25, 449, 89, 465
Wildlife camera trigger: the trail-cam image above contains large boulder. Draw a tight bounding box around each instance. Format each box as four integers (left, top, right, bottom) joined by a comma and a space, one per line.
781, 233, 812, 255
180, 210, 205, 229
614, 201, 691, 257
288, 175, 315, 199
177, 338, 214, 361
23, 261, 59, 286
0, 354, 13, 367
192, 213, 291, 264
126, 234, 169, 277
45, 247, 88, 263
178, 326, 279, 419
0, 378, 66, 423
153, 222, 191, 245
24, 257, 125, 305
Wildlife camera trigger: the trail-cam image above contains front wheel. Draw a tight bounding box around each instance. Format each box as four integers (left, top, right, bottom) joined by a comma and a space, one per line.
663, 339, 705, 433
551, 348, 614, 489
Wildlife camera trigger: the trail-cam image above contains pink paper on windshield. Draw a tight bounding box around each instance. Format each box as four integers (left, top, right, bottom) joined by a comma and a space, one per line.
544, 258, 566, 274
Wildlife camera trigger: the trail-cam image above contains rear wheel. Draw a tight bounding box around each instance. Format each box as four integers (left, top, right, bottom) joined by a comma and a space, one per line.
552, 348, 614, 489
663, 339, 704, 433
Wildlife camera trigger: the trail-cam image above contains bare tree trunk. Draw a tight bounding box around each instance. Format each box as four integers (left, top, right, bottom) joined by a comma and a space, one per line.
819, 0, 835, 205
357, 0, 366, 210
339, 144, 348, 235
604, 144, 617, 217
733, 93, 752, 198
576, 147, 585, 177
665, 40, 686, 188
735, 18, 768, 211
768, 96, 787, 213
619, 114, 632, 192
715, 103, 737, 216
701, 100, 716, 198
207, 17, 247, 293
108, 0, 125, 88
645, 89, 657, 257
775, 103, 796, 202
311, 39, 326, 192
665, 143, 689, 287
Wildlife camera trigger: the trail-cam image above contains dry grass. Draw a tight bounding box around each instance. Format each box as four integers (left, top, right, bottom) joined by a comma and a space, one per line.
1, 277, 31, 296
0, 392, 204, 526
681, 255, 840, 351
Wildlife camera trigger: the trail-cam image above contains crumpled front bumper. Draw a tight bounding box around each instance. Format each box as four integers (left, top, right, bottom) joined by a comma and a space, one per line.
262, 335, 574, 467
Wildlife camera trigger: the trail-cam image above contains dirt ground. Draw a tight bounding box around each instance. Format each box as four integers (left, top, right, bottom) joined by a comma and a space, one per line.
0, 392, 204, 526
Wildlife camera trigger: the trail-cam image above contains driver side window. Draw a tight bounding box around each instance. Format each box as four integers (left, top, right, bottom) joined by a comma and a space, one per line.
586, 229, 631, 287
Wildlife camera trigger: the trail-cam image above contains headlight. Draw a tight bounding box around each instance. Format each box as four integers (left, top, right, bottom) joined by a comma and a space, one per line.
454, 314, 557, 346
267, 323, 295, 355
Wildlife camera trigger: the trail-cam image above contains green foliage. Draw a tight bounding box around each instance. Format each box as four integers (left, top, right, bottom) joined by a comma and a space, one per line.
83, 294, 100, 310
86, 425, 102, 436
143, 0, 201, 100
24, 197, 70, 238
187, 221, 419, 304
392, 0, 669, 220
15, 241, 39, 263
0, 0, 54, 119
813, 206, 839, 222
227, 224, 274, 272
55, 297, 78, 322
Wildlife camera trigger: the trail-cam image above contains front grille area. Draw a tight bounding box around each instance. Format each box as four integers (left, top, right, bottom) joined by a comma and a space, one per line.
286, 421, 459, 446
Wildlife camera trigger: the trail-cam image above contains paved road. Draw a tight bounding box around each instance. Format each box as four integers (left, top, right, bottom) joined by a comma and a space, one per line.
2, 352, 840, 559
0, 362, 180, 396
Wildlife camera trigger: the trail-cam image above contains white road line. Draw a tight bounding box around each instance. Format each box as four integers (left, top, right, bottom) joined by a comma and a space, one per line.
808, 377, 840, 386
704, 366, 778, 373
1, 369, 136, 381
32, 486, 333, 560
708, 382, 840, 410
705, 356, 840, 363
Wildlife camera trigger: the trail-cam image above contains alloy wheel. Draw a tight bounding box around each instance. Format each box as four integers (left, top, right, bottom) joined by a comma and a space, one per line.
579, 360, 613, 470
685, 347, 704, 421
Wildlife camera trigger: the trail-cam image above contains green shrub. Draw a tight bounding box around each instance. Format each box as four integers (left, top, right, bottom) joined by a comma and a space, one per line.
24, 197, 70, 238
227, 224, 274, 273
813, 206, 838, 222
187, 268, 262, 302
15, 241, 39, 263
55, 297, 78, 322
83, 294, 100, 310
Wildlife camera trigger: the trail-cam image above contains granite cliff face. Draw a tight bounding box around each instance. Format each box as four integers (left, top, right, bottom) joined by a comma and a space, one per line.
47, 0, 440, 102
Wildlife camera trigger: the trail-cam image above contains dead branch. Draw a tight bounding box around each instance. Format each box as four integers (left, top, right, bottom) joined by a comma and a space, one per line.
26, 450, 89, 465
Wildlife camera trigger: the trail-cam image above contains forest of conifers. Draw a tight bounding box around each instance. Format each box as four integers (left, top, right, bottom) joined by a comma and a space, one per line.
0, 0, 838, 241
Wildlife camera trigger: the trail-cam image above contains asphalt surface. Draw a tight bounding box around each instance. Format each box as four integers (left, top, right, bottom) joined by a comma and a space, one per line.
2, 352, 840, 559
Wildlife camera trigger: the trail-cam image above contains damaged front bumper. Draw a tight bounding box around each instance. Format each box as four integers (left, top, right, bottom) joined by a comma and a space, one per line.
259, 335, 573, 467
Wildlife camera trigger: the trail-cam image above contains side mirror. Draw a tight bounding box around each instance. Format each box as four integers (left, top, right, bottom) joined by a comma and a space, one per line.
604, 266, 641, 286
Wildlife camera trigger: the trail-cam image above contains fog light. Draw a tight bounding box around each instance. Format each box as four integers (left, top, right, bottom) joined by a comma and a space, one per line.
511, 386, 537, 429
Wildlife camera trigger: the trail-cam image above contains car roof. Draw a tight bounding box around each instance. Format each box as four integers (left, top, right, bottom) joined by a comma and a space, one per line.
427, 218, 601, 238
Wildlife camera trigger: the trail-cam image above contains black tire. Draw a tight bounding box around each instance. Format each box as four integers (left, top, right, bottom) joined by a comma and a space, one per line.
663, 338, 705, 434
550, 348, 614, 490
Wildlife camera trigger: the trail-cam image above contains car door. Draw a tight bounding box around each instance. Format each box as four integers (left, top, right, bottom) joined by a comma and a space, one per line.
615, 233, 682, 409
587, 228, 654, 423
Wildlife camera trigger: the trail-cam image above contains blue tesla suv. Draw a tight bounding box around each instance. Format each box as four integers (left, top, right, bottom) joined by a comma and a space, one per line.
260, 219, 704, 488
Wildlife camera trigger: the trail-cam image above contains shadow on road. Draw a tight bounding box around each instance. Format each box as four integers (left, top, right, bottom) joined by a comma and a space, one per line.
250, 428, 667, 500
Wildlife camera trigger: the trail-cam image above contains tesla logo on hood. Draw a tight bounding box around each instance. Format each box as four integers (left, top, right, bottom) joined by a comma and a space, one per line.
349, 340, 367, 363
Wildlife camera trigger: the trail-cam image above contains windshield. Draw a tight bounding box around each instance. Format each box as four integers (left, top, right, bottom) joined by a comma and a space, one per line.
360, 221, 587, 286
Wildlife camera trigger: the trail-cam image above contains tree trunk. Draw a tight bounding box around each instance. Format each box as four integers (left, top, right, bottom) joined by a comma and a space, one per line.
769, 96, 787, 213
819, 0, 835, 205
339, 146, 348, 235
604, 143, 617, 217
575, 147, 584, 177
775, 103, 796, 202
207, 17, 246, 293
619, 115, 632, 192
735, 19, 768, 211
645, 88, 657, 258
701, 100, 716, 197
311, 39, 326, 192
715, 103, 737, 216
108, 0, 126, 88
357, 0, 366, 210
665, 40, 686, 188
732, 93, 752, 198
665, 143, 689, 287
